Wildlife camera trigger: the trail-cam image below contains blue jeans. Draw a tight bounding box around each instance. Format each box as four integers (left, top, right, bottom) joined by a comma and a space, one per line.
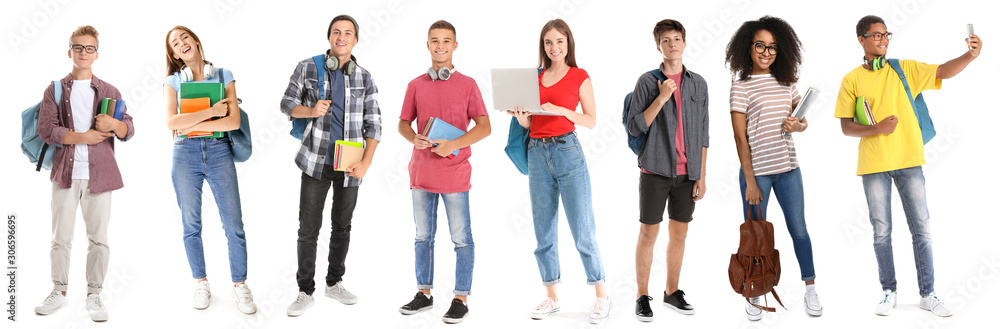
412, 189, 474, 296
528, 134, 605, 286
862, 166, 934, 296
172, 136, 247, 283
739, 168, 816, 281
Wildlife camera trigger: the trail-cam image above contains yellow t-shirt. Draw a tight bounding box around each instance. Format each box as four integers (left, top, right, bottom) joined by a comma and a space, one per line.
834, 59, 941, 176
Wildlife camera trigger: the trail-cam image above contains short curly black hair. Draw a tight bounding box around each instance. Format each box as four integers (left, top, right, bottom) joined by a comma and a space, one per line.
724, 16, 802, 86
856, 15, 885, 37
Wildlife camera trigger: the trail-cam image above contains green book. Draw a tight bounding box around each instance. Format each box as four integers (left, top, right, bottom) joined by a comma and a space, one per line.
180, 82, 224, 138
100, 98, 110, 115
854, 96, 875, 126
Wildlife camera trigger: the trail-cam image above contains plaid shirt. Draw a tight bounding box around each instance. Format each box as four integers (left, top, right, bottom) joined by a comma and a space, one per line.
281, 56, 382, 186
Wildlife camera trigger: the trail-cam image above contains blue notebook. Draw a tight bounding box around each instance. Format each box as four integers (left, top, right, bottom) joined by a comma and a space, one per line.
112, 99, 125, 121
421, 117, 465, 158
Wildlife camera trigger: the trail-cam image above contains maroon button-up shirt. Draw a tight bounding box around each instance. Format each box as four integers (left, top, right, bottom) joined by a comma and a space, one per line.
37, 74, 135, 194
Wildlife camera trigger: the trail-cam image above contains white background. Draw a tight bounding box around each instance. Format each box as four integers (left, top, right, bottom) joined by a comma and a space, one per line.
3, 0, 998, 328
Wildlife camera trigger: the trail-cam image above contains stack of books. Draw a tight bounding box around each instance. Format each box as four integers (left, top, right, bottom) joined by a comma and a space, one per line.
99, 98, 126, 121
854, 96, 875, 126
180, 82, 224, 138
333, 140, 364, 171
421, 117, 465, 158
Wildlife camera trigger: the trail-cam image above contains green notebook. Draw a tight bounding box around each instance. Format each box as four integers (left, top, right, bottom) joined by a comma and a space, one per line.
100, 98, 110, 114
854, 96, 875, 126
179, 82, 224, 138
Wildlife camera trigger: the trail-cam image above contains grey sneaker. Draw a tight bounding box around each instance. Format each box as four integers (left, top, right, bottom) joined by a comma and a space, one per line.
920, 292, 952, 317
325, 281, 358, 305
34, 290, 68, 315
86, 294, 108, 322
286, 292, 314, 317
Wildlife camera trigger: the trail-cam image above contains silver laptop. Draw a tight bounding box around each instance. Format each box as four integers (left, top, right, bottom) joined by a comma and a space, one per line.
490, 68, 561, 116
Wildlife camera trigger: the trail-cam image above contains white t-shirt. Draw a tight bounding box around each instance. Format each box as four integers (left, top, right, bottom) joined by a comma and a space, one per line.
70, 80, 95, 180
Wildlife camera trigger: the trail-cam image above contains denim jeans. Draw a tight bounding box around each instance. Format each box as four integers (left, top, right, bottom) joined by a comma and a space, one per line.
862, 166, 934, 296
411, 189, 474, 296
172, 136, 247, 283
739, 167, 816, 281
297, 165, 358, 295
528, 133, 605, 286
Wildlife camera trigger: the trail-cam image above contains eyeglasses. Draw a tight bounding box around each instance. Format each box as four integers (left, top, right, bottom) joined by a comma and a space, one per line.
752, 42, 778, 55
862, 32, 893, 41
70, 44, 97, 54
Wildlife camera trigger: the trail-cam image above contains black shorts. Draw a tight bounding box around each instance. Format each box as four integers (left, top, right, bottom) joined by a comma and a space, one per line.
639, 172, 696, 224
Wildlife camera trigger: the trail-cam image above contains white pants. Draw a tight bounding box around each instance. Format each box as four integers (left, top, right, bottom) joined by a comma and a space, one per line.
51, 180, 111, 294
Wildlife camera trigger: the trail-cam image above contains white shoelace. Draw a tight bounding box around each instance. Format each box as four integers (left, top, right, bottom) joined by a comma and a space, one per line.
88, 296, 105, 310
295, 292, 309, 303
591, 298, 609, 315
806, 292, 821, 308
536, 298, 556, 311
43, 292, 61, 304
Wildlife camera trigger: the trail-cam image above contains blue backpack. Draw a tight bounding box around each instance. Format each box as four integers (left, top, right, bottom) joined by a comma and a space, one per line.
887, 59, 936, 144
21, 81, 62, 171
622, 69, 668, 155
289, 55, 329, 140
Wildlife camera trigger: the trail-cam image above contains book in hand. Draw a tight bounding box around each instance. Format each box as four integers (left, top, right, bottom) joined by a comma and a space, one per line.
99, 98, 126, 121
790, 87, 817, 120
179, 97, 223, 138
179, 82, 225, 138
421, 117, 466, 158
333, 140, 364, 172
854, 96, 875, 126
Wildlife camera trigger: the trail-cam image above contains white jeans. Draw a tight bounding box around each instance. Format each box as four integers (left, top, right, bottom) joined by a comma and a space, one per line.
51, 180, 111, 294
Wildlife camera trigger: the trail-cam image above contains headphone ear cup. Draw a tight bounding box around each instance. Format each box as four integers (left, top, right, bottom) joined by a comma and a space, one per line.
326, 56, 339, 71
203, 61, 216, 80
181, 66, 192, 82
438, 67, 451, 81
344, 60, 356, 76
427, 67, 438, 81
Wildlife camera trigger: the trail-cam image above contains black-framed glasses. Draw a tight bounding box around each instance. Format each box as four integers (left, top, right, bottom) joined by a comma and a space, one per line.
752, 42, 778, 55
70, 44, 97, 54
862, 32, 893, 41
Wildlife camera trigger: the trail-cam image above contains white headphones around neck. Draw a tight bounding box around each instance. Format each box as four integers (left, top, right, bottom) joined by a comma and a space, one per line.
181, 60, 216, 82
427, 66, 452, 81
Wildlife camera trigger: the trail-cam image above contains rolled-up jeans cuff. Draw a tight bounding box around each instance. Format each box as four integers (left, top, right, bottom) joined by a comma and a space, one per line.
587, 278, 606, 286
542, 278, 561, 287
454, 290, 470, 296
417, 284, 433, 290
803, 275, 816, 282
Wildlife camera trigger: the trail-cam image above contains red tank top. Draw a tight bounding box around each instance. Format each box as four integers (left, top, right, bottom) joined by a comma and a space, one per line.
530, 67, 589, 138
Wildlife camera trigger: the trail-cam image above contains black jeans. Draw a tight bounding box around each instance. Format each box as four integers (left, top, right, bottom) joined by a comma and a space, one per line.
296, 165, 359, 295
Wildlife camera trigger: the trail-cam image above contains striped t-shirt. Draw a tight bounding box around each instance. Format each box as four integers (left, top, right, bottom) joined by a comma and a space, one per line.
730, 74, 801, 176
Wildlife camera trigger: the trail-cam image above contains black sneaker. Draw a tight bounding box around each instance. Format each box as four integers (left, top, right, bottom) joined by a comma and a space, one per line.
635, 295, 654, 322
443, 298, 469, 324
399, 292, 433, 315
663, 290, 695, 315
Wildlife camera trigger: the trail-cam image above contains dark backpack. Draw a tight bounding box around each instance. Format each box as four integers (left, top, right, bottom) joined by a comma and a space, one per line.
728, 205, 785, 312
622, 69, 667, 155
21, 80, 63, 171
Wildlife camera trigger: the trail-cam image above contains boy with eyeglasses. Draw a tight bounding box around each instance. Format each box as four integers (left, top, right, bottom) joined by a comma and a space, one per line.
834, 15, 981, 317
34, 25, 135, 322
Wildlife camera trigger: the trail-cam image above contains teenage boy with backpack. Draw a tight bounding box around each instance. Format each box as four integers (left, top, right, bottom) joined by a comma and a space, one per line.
34, 25, 135, 322
281, 14, 382, 317
835, 15, 981, 317
624, 19, 709, 322
395, 20, 491, 324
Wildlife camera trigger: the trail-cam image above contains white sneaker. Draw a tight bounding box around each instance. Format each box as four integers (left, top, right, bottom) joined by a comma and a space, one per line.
286, 292, 314, 317
34, 290, 68, 315
920, 292, 953, 317
325, 281, 358, 305
746, 297, 763, 321
530, 298, 560, 319
874, 290, 896, 316
232, 283, 258, 314
193, 280, 211, 310
589, 297, 612, 324
804, 290, 823, 316
86, 294, 109, 322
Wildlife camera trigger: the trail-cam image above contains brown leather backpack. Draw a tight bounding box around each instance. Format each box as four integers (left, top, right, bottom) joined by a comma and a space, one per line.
728, 206, 785, 312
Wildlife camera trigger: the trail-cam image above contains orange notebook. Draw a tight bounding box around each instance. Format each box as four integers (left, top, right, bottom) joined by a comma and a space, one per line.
179, 97, 216, 138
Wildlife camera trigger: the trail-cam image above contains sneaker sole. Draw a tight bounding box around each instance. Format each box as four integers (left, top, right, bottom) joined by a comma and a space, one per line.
920, 305, 953, 317
326, 291, 358, 305
34, 303, 67, 315
400, 305, 433, 315
90, 313, 108, 322
530, 307, 560, 320
635, 314, 653, 322
747, 312, 763, 321
804, 297, 823, 316
443, 312, 467, 324
663, 302, 695, 315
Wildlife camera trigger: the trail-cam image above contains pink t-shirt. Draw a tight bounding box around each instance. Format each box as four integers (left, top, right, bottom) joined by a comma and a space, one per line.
399, 71, 489, 193
668, 73, 687, 175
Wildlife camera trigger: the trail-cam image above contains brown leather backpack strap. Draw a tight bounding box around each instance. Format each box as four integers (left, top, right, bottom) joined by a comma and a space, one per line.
747, 296, 776, 312
771, 290, 786, 310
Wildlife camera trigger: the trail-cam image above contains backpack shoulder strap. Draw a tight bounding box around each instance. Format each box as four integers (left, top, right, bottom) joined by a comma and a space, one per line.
312, 55, 327, 101
53, 80, 62, 111
887, 59, 917, 105
649, 69, 667, 82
